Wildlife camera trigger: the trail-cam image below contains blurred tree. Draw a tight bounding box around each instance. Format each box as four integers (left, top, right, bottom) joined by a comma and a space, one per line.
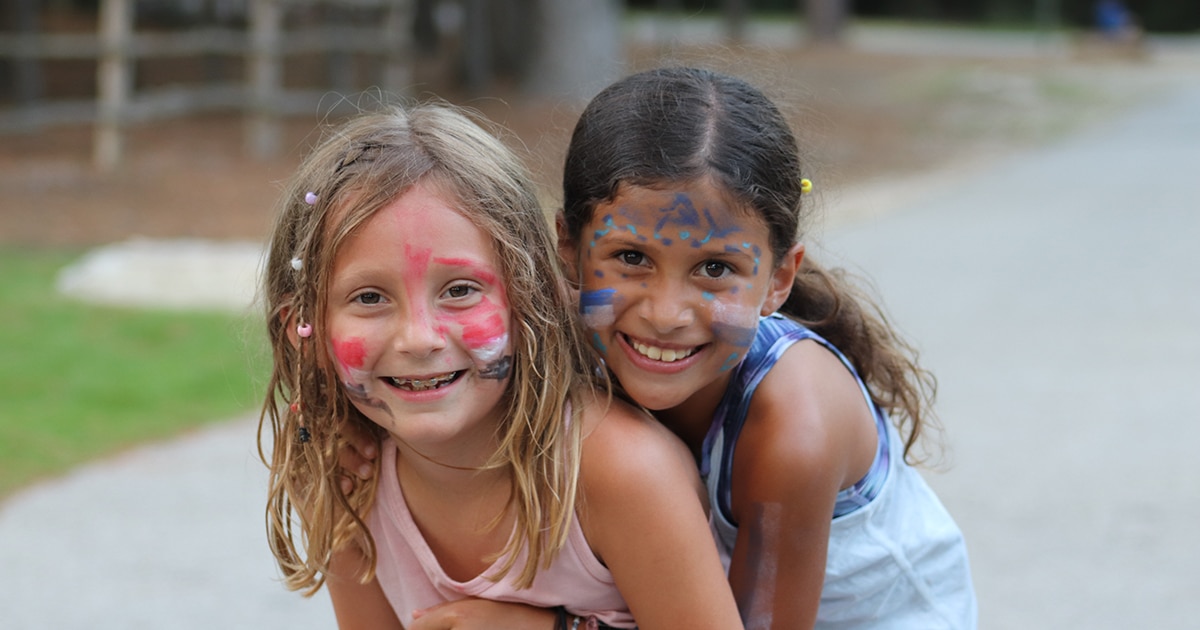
805, 0, 848, 42
514, 0, 623, 101
2, 0, 44, 105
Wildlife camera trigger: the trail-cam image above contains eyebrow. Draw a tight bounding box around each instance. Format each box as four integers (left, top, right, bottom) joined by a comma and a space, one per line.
432, 256, 499, 284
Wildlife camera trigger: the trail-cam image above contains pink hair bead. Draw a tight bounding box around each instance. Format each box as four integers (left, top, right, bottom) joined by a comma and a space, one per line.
297, 323, 313, 338
304, 191, 318, 205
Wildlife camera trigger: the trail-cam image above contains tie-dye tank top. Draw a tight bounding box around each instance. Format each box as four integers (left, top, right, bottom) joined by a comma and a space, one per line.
701, 313, 890, 523
701, 314, 978, 628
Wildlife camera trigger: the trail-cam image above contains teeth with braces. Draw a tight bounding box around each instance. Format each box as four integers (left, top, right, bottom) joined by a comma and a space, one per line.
630, 339, 697, 363
389, 372, 458, 391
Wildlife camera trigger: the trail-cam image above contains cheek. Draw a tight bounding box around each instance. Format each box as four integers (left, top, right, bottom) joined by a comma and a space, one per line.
708, 298, 759, 349
331, 336, 373, 384
448, 298, 510, 363
580, 288, 617, 329
333, 337, 367, 368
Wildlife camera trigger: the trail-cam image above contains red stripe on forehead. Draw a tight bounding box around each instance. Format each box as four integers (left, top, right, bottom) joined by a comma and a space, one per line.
433, 257, 499, 286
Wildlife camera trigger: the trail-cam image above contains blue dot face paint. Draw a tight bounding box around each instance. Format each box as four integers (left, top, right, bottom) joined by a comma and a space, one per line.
571, 179, 778, 416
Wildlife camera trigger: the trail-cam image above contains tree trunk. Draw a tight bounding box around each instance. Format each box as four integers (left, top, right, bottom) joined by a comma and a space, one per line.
523, 0, 622, 102
804, 0, 848, 44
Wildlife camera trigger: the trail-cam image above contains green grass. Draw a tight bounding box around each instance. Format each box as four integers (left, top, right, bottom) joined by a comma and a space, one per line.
0, 248, 270, 500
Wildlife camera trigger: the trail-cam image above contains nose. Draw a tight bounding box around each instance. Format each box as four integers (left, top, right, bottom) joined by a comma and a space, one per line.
638, 278, 697, 334
393, 304, 446, 357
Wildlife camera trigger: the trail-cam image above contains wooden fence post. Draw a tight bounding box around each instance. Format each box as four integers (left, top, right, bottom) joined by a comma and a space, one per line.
382, 0, 413, 96
94, 0, 132, 171
247, 0, 282, 158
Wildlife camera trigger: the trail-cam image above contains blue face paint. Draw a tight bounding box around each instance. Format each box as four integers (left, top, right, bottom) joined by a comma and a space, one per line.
720, 353, 741, 372
702, 292, 715, 301
478, 356, 513, 380
580, 288, 616, 308
580, 288, 617, 331
591, 331, 608, 355
644, 193, 744, 249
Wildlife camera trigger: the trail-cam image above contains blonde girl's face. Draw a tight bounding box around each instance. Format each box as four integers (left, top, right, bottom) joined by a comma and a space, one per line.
570, 179, 797, 414
325, 181, 513, 462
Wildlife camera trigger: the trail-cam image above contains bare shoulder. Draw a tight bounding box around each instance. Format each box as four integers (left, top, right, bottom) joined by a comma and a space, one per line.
737, 339, 877, 500
573, 388, 704, 517
576, 389, 695, 476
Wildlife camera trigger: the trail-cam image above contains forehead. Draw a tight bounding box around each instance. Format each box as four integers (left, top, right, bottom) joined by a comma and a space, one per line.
593, 179, 766, 242
335, 181, 495, 259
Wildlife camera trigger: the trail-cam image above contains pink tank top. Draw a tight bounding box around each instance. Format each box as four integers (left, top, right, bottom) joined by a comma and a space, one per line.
366, 438, 635, 628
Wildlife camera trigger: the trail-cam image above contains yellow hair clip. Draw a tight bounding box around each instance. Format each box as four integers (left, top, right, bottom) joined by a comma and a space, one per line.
800, 178, 813, 194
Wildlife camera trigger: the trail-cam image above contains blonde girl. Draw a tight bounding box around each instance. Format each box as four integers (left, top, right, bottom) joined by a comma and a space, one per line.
258, 103, 743, 630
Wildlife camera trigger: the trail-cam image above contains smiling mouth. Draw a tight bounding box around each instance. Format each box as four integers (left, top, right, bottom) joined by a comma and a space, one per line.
626, 335, 699, 363
385, 371, 462, 392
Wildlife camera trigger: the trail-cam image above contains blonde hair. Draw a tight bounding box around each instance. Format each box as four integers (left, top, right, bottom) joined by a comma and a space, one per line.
258, 102, 597, 594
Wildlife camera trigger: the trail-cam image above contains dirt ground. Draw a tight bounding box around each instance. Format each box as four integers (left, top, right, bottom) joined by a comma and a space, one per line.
0, 41, 1164, 247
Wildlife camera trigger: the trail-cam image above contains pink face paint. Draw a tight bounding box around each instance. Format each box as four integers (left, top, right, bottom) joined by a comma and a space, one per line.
433, 257, 499, 287
457, 304, 510, 368
331, 336, 373, 393
333, 337, 367, 369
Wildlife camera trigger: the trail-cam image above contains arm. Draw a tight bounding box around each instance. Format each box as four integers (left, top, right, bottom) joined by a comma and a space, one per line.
728, 340, 878, 629
327, 545, 405, 630
578, 395, 745, 630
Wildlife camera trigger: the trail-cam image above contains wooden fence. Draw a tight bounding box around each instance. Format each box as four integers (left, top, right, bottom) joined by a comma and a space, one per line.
0, 0, 413, 170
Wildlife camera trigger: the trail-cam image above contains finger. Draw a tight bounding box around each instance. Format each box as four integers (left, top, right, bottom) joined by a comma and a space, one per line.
340, 424, 378, 459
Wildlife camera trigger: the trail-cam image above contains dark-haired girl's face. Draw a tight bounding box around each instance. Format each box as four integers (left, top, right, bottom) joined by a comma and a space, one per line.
566, 180, 797, 417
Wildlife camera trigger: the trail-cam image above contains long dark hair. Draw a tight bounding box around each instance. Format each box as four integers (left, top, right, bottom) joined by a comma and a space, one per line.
561, 66, 938, 461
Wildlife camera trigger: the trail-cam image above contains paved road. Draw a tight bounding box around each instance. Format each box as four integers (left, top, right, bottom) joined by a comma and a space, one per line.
4, 32, 1199, 630
819, 82, 1200, 627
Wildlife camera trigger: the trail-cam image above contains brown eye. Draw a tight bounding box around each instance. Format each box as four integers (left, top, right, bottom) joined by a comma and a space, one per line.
619, 251, 645, 266
356, 292, 382, 305
703, 262, 731, 278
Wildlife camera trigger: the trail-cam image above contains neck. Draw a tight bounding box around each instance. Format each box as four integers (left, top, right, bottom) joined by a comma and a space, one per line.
390, 433, 508, 494
653, 373, 732, 458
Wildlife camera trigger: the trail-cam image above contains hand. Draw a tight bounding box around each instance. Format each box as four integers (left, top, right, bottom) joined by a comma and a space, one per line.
337, 419, 378, 494
408, 598, 557, 630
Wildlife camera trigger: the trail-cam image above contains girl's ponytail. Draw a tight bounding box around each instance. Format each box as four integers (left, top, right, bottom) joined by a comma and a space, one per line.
781, 256, 940, 463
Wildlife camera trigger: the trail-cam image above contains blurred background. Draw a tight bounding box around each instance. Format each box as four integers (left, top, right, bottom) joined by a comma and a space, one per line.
1, 1, 1198, 628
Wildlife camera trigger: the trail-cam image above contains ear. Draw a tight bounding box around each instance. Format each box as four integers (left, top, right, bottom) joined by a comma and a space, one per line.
280, 304, 301, 348
555, 212, 581, 286
761, 243, 804, 316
